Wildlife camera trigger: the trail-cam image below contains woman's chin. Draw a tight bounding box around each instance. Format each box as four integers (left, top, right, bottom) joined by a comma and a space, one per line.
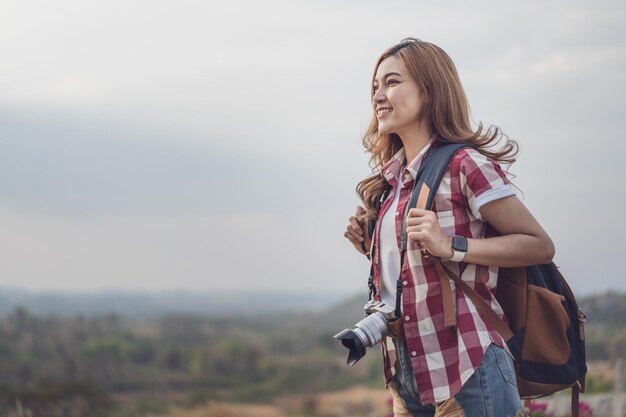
378, 124, 392, 135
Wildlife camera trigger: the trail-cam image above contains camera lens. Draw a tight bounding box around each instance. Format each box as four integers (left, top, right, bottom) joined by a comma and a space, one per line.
333, 329, 367, 366
355, 311, 389, 346
334, 311, 391, 366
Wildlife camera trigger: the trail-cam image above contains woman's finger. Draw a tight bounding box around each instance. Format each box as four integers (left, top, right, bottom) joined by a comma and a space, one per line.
407, 225, 434, 240
406, 225, 425, 235
406, 216, 427, 226
349, 216, 363, 235
407, 231, 425, 242
345, 226, 364, 242
407, 211, 438, 225
407, 208, 428, 218
344, 231, 366, 253
344, 230, 360, 243
407, 208, 438, 222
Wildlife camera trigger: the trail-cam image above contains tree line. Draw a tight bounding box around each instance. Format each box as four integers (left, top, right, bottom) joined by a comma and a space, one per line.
0, 306, 378, 417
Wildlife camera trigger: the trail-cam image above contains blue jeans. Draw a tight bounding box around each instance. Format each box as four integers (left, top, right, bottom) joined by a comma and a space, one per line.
389, 341, 523, 417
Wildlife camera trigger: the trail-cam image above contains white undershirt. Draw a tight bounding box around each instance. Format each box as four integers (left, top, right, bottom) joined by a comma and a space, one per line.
379, 173, 405, 306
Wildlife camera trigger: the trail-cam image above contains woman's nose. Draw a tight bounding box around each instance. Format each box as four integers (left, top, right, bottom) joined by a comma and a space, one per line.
372, 90, 385, 104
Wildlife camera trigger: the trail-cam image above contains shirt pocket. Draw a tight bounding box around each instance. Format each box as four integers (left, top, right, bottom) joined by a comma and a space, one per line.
436, 210, 455, 233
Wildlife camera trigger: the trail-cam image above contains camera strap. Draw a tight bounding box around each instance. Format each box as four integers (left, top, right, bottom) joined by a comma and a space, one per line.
393, 170, 427, 318
366, 188, 390, 301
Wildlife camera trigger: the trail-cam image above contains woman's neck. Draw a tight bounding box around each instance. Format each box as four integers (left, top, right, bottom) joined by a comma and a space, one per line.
398, 123, 433, 164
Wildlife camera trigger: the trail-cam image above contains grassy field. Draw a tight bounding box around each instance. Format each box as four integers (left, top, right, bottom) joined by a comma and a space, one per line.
160, 386, 391, 417
145, 360, 620, 417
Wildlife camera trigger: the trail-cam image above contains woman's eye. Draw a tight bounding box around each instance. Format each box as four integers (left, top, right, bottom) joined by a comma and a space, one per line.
387, 79, 399, 86
373, 85, 379, 92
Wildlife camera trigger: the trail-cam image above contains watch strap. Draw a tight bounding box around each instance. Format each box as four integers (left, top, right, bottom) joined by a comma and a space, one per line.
450, 249, 466, 262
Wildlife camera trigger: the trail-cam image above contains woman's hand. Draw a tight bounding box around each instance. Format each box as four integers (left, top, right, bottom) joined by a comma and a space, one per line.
344, 206, 368, 255
406, 208, 453, 259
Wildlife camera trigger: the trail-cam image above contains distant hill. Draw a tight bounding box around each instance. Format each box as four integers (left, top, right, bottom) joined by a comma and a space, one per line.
578, 291, 626, 327
0, 287, 624, 328
0, 287, 350, 319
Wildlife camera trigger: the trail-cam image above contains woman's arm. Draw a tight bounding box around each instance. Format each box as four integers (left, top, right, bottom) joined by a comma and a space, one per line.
464, 195, 554, 266
406, 195, 555, 267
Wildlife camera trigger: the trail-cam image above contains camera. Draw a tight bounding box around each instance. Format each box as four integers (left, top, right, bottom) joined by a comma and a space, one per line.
333, 300, 397, 366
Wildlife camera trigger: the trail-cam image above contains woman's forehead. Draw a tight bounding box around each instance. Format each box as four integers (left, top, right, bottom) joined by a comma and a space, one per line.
374, 56, 407, 81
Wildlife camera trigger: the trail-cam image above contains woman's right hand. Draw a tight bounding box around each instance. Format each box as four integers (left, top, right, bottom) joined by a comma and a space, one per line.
344, 206, 369, 256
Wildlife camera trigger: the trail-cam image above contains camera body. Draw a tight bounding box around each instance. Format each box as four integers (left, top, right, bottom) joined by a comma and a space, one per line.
334, 300, 397, 366
363, 299, 396, 318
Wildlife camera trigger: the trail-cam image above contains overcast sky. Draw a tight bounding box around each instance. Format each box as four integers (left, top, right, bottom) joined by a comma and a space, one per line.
1, 0, 625, 295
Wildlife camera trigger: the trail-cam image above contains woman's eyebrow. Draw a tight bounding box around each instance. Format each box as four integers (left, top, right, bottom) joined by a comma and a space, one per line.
374, 72, 403, 83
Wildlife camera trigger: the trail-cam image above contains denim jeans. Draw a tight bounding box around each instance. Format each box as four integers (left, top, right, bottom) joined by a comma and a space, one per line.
389, 341, 523, 417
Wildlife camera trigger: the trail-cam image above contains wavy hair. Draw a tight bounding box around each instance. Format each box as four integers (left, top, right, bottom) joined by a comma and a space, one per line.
357, 38, 519, 218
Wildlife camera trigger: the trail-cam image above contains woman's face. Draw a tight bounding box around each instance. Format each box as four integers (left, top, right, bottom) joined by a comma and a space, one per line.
372, 56, 425, 136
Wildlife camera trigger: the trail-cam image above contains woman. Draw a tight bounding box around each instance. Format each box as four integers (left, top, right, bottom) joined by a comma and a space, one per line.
344, 38, 553, 417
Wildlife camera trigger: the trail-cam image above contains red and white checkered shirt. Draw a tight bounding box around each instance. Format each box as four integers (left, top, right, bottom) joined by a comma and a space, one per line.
372, 138, 515, 404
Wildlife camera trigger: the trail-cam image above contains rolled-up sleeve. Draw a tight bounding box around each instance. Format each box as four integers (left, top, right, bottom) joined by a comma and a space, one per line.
457, 148, 516, 220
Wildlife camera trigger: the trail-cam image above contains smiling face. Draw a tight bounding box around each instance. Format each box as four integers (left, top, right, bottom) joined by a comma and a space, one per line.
372, 56, 426, 137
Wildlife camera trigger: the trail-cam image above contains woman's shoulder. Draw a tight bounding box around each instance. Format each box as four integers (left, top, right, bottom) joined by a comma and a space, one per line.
445, 145, 511, 200
449, 146, 506, 177
451, 146, 492, 164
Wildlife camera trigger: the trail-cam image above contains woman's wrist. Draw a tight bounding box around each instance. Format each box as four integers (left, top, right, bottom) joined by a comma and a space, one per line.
441, 236, 454, 260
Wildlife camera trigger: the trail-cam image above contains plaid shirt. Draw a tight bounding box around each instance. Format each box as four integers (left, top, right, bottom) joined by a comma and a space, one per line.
372, 138, 515, 404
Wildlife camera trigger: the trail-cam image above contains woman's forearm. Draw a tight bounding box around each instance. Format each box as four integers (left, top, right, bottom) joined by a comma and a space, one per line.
462, 233, 555, 267
465, 195, 556, 267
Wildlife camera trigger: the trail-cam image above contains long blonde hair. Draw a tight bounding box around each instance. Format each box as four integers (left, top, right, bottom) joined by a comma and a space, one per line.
357, 38, 518, 218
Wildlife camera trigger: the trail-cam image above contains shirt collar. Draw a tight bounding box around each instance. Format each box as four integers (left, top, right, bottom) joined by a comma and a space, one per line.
381, 136, 437, 187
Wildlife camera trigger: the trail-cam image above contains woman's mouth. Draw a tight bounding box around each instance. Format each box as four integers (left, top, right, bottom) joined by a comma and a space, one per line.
376, 108, 392, 118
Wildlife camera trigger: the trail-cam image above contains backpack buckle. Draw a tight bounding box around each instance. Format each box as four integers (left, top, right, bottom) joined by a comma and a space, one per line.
577, 309, 587, 341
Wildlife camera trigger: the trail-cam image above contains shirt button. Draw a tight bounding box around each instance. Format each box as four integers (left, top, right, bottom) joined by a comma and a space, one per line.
405, 316, 410, 321
403, 280, 408, 286
395, 212, 400, 216
411, 351, 417, 357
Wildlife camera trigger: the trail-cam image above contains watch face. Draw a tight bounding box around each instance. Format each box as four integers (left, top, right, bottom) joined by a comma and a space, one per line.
452, 235, 468, 252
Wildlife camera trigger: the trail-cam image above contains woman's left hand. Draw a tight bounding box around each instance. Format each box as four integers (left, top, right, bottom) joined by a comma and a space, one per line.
406, 208, 453, 259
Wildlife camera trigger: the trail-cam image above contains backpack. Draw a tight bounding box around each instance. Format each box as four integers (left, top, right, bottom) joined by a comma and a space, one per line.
366, 141, 587, 415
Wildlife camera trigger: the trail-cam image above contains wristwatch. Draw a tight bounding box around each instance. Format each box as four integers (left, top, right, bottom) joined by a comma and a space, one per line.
450, 235, 468, 262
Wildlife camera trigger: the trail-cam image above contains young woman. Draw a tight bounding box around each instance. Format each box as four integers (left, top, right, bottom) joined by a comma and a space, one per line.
344, 38, 553, 417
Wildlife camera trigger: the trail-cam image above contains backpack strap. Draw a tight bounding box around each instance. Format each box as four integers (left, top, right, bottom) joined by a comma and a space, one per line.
402, 141, 470, 327
571, 383, 580, 417
400, 142, 470, 251
438, 262, 514, 340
